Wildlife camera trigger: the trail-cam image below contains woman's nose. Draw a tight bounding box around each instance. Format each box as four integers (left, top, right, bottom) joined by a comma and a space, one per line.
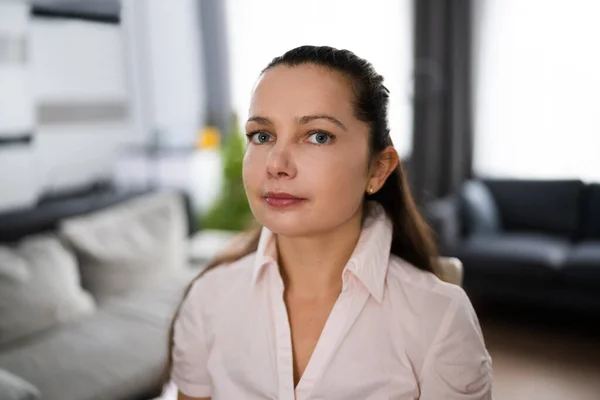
266, 143, 297, 179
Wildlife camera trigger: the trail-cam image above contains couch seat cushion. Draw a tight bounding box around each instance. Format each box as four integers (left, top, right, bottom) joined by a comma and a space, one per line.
0, 369, 40, 400
0, 276, 190, 400
562, 241, 600, 290
453, 233, 570, 281
0, 234, 95, 347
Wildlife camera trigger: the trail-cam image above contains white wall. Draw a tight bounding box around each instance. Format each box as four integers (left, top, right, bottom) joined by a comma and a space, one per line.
2, 1, 212, 212
0, 1, 37, 211
32, 19, 127, 103
0, 1, 34, 135
146, 0, 205, 146
30, 18, 132, 195
121, 0, 206, 148
119, 0, 218, 212
0, 11, 133, 212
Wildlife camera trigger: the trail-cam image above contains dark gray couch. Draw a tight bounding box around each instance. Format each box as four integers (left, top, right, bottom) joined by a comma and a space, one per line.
427, 179, 600, 312
0, 187, 198, 400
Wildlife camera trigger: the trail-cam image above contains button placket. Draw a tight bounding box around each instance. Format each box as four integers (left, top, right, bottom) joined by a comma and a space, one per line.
269, 263, 296, 400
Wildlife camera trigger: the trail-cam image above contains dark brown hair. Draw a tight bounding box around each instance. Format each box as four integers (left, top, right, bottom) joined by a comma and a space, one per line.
163, 45, 440, 384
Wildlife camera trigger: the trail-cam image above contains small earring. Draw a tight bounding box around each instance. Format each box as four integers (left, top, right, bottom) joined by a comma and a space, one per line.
368, 185, 374, 194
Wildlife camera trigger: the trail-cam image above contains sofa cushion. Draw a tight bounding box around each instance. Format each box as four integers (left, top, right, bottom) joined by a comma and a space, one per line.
484, 179, 583, 237
59, 191, 188, 300
0, 369, 40, 400
453, 233, 570, 281
0, 277, 188, 400
459, 180, 501, 236
580, 184, 600, 240
0, 234, 95, 347
562, 241, 600, 290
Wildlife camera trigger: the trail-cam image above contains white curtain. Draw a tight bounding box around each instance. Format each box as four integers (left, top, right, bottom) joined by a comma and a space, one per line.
225, 0, 414, 158
474, 0, 600, 182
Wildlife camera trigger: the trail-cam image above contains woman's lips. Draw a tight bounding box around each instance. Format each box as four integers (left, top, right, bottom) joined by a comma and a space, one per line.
263, 192, 307, 208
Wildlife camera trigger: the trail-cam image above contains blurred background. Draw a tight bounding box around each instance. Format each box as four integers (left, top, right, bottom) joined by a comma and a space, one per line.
1, 0, 599, 399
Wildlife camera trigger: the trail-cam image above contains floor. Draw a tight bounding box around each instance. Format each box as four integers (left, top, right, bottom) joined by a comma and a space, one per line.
480, 305, 600, 400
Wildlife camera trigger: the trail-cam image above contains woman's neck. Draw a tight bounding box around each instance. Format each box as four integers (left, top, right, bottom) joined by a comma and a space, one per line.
276, 208, 363, 300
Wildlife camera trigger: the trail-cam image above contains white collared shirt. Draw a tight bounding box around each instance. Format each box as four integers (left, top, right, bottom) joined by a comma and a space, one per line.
172, 204, 493, 399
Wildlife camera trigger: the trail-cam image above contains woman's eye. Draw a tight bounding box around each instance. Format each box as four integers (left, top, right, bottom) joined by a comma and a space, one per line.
248, 132, 272, 144
307, 131, 333, 145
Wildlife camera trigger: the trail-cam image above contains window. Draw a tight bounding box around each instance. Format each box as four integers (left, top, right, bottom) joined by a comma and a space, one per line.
225, 0, 414, 158
474, 0, 600, 182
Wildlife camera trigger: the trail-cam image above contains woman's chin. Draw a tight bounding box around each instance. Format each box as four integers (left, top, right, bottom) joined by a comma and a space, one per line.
252, 200, 361, 238
252, 202, 312, 235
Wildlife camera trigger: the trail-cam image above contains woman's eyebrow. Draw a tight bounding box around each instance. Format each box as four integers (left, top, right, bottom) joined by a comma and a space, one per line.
247, 115, 348, 131
247, 116, 271, 125
296, 115, 347, 131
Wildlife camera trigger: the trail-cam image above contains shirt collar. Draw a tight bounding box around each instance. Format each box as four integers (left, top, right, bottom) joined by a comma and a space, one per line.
251, 225, 278, 284
251, 201, 393, 303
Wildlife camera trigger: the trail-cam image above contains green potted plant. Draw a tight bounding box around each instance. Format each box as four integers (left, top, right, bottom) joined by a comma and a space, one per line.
200, 114, 254, 231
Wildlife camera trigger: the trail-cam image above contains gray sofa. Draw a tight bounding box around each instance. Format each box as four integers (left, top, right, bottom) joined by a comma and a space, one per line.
427, 179, 600, 313
0, 187, 199, 400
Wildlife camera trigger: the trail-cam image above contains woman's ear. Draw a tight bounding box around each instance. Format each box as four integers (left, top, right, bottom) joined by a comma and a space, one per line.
367, 146, 399, 193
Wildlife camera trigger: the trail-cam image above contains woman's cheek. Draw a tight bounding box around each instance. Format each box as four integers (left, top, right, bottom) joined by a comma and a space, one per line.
242, 147, 261, 191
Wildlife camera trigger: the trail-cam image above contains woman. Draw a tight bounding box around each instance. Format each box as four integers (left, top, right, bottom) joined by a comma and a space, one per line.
169, 46, 493, 400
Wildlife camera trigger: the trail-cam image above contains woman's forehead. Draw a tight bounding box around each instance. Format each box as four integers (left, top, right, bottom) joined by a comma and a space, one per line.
249, 65, 355, 119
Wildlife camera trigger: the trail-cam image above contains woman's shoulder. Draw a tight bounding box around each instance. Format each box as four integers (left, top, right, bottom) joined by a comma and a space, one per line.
385, 256, 482, 372
387, 254, 467, 302
386, 255, 473, 329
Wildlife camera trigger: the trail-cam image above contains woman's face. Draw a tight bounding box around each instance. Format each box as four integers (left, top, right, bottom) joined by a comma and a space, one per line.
243, 64, 372, 237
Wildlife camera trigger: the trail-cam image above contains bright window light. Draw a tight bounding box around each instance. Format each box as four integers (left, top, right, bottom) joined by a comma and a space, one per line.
225, 0, 414, 158
474, 0, 600, 182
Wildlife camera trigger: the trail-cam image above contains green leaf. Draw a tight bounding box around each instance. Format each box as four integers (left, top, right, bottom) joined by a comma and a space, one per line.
200, 113, 253, 231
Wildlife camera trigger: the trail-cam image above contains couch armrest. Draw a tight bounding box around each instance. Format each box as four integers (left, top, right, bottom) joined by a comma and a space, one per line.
438, 256, 464, 286
425, 195, 461, 254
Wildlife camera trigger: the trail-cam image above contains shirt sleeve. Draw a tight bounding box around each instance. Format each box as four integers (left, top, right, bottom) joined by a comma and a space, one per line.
419, 287, 493, 400
171, 280, 212, 398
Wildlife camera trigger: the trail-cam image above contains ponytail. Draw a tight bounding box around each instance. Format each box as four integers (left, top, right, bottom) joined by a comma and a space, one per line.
370, 161, 441, 277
